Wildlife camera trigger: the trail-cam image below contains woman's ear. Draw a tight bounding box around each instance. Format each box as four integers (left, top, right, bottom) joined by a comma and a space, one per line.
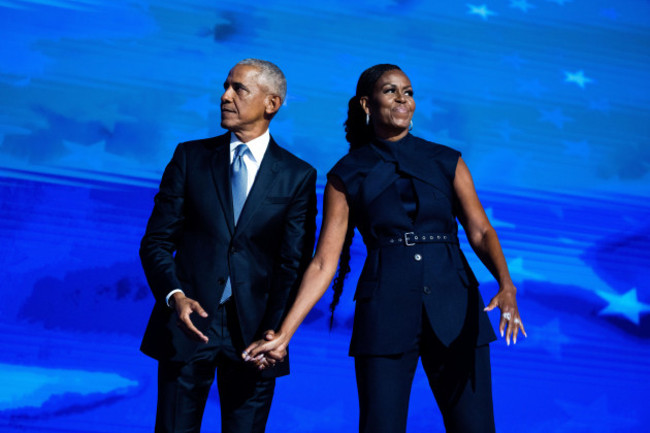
359, 96, 370, 115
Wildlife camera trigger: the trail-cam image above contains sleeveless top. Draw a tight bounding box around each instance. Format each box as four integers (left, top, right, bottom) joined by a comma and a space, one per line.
328, 134, 496, 355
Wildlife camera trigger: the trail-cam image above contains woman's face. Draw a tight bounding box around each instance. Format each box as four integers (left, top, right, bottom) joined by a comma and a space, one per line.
362, 69, 415, 141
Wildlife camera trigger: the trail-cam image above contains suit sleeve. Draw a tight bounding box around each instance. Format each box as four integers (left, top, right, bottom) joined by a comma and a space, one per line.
139, 143, 187, 304
260, 167, 317, 332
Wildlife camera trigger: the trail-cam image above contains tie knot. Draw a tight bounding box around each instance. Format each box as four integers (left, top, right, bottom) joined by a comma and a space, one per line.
234, 143, 249, 160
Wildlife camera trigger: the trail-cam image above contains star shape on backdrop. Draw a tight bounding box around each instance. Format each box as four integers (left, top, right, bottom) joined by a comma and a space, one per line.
509, 0, 536, 13
561, 139, 590, 158
501, 52, 528, 70
527, 318, 571, 359
517, 78, 547, 98
493, 120, 523, 142
467, 4, 498, 20
538, 107, 573, 129
564, 70, 594, 88
508, 257, 545, 283
545, 0, 573, 6
596, 288, 650, 325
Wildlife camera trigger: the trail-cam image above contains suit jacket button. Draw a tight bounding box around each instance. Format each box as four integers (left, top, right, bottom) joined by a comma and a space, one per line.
423, 286, 431, 295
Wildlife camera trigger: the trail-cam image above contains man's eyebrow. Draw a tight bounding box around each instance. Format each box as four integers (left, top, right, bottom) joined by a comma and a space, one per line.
223, 80, 249, 89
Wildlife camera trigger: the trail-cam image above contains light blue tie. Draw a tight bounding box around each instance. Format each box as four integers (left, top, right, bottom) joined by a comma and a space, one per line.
220, 143, 249, 304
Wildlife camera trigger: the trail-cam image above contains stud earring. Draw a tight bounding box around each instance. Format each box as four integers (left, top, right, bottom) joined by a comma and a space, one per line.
409, 120, 413, 131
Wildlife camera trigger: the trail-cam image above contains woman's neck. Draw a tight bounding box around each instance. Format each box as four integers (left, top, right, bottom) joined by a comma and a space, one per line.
374, 127, 409, 142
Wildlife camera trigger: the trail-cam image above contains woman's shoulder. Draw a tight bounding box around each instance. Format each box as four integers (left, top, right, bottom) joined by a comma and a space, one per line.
327, 145, 380, 201
408, 135, 461, 161
329, 145, 379, 176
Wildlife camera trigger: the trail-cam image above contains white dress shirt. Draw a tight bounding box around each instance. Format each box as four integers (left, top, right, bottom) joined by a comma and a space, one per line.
229, 129, 270, 195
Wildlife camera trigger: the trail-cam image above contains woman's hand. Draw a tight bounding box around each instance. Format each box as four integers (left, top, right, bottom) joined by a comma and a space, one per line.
242, 330, 289, 370
484, 286, 527, 346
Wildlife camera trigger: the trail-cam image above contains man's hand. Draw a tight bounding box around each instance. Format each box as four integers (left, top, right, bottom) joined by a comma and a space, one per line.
171, 292, 209, 343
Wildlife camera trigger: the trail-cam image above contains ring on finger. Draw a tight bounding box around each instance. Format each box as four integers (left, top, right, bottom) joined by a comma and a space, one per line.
514, 318, 521, 324
502, 312, 512, 321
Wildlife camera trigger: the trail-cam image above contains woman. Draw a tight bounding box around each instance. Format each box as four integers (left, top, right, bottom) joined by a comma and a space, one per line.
244, 64, 526, 432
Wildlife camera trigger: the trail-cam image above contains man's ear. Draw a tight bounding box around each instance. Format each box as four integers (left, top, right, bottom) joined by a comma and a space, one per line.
265, 95, 282, 116
359, 96, 370, 115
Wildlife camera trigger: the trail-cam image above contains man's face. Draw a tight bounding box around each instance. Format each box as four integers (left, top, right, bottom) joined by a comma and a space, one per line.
220, 65, 270, 139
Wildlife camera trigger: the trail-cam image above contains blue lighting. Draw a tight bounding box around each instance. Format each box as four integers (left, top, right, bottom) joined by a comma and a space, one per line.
1, 1, 649, 431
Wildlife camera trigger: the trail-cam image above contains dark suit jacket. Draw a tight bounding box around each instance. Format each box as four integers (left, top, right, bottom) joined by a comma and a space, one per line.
139, 132, 317, 377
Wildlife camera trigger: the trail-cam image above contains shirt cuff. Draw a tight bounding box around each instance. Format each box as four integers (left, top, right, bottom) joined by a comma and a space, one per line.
165, 289, 185, 308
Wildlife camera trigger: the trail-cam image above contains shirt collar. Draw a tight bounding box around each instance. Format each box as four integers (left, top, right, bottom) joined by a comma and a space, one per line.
229, 129, 270, 163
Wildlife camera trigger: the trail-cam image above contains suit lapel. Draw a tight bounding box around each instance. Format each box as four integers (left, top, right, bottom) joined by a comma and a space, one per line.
210, 133, 235, 235
233, 138, 283, 235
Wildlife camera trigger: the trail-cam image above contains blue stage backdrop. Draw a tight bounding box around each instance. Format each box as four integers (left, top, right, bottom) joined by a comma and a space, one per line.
1, 1, 649, 432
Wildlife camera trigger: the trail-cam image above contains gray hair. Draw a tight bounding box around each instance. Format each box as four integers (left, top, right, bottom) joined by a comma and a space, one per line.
236, 58, 287, 103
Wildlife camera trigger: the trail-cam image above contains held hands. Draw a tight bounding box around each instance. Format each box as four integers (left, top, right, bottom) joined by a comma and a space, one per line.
171, 292, 209, 344
484, 285, 527, 346
242, 330, 289, 370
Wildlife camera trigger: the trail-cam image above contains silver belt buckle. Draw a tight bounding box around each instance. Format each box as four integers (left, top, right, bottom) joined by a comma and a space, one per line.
404, 232, 415, 246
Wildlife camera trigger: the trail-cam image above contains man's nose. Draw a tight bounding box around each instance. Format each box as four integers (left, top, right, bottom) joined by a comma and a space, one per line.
221, 87, 233, 103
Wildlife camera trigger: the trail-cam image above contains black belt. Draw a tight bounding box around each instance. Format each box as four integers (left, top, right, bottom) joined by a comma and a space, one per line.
373, 232, 458, 247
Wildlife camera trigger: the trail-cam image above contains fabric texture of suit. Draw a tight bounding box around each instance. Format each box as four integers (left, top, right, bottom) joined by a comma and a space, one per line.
140, 131, 317, 378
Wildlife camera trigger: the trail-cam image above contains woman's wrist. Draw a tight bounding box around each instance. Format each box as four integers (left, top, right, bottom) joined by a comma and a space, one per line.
497, 281, 517, 294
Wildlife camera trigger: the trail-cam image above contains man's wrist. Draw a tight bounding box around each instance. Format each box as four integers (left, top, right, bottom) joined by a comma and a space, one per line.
166, 289, 185, 308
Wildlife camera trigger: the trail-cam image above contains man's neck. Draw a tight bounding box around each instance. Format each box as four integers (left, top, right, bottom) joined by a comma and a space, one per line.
231, 125, 269, 143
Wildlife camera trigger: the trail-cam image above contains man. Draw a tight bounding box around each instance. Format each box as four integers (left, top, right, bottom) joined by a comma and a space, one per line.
139, 58, 317, 433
